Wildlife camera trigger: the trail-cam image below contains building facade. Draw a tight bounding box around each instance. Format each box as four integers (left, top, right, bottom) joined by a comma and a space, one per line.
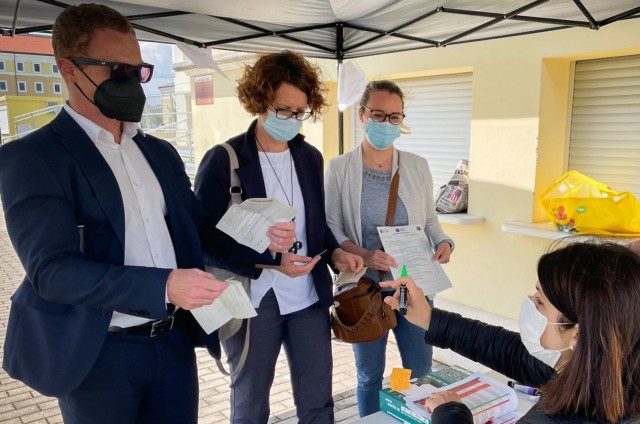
0, 35, 66, 142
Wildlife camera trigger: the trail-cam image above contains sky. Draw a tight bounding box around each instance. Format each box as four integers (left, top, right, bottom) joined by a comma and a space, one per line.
139, 41, 175, 101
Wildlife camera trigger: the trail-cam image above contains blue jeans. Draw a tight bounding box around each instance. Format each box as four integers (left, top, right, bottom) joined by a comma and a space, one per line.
352, 295, 434, 417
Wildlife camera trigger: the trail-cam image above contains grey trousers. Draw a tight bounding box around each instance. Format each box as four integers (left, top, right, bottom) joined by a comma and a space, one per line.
223, 289, 334, 424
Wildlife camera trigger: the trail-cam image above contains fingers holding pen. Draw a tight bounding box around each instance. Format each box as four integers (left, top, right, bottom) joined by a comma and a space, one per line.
380, 277, 432, 330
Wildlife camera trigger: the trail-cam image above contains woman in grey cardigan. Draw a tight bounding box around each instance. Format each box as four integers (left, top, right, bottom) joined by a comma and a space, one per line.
325, 80, 454, 417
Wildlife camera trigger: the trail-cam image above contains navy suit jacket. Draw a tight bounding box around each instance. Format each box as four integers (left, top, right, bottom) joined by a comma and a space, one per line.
0, 109, 217, 397
194, 120, 339, 308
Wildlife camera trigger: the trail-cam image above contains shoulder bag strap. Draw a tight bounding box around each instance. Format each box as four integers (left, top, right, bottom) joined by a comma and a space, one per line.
213, 142, 251, 377
379, 152, 400, 280
385, 152, 400, 226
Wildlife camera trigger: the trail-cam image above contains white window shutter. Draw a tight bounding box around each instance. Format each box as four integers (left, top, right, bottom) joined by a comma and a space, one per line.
568, 55, 640, 198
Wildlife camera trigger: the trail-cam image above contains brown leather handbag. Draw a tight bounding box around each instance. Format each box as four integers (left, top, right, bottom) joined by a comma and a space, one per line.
331, 276, 397, 343
331, 157, 401, 343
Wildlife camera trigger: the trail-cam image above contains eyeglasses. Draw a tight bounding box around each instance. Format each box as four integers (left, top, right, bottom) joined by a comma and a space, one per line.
272, 106, 313, 121
69, 57, 154, 83
363, 105, 405, 125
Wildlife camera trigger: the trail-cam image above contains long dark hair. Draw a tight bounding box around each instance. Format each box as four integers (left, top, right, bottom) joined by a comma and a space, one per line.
537, 242, 640, 422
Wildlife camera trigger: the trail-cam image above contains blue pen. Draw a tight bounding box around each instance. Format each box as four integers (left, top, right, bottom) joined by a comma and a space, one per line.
508, 380, 542, 396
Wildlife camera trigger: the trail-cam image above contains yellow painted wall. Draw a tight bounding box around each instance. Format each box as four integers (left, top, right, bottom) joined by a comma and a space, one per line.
333, 19, 640, 319
1, 95, 63, 136
188, 19, 640, 319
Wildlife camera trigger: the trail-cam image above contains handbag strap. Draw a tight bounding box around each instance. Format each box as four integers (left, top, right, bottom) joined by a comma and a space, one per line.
217, 142, 242, 207
213, 142, 250, 377
385, 152, 400, 226
379, 153, 400, 279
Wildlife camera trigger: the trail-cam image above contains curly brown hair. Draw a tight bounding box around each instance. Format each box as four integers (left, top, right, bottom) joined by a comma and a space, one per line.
52, 4, 134, 59
236, 50, 328, 121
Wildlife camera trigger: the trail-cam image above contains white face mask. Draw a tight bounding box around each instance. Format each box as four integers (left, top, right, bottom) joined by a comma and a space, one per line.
519, 296, 574, 368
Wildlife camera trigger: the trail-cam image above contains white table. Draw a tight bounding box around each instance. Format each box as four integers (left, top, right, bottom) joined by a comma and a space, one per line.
352, 371, 538, 423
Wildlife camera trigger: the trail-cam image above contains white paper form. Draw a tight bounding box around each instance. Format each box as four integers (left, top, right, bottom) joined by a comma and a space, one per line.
191, 279, 257, 334
377, 225, 452, 296
215, 198, 297, 253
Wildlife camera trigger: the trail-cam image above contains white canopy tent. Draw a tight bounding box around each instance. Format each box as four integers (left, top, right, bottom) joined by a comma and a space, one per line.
2, 0, 639, 149
3, 0, 639, 60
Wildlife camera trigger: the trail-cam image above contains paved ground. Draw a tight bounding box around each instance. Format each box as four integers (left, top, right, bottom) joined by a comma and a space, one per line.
0, 207, 442, 423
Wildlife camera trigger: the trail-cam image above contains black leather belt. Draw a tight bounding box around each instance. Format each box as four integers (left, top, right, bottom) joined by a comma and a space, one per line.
108, 315, 175, 337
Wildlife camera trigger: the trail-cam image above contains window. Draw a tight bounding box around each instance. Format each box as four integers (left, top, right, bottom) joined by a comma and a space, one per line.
0, 61, 5, 71
16, 62, 24, 72
568, 55, 640, 198
33, 63, 42, 73
0, 80, 7, 91
352, 73, 473, 192
34, 82, 44, 93
52, 64, 59, 74
53, 82, 62, 94
17, 81, 27, 92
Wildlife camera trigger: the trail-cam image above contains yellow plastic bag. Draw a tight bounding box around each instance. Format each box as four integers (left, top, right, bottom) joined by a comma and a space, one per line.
540, 170, 640, 237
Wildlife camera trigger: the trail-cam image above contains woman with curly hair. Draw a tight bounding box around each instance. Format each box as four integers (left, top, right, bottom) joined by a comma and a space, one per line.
194, 50, 362, 424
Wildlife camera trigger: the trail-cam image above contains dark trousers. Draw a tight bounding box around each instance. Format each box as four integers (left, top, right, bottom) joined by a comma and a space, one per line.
224, 289, 334, 424
58, 314, 198, 424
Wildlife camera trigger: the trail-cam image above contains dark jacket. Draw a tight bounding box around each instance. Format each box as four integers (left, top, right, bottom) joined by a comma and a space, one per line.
0, 109, 217, 397
425, 308, 629, 424
194, 120, 339, 308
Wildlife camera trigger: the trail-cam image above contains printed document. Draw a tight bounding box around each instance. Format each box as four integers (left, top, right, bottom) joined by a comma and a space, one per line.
216, 198, 297, 253
404, 372, 520, 424
191, 279, 257, 334
377, 225, 452, 296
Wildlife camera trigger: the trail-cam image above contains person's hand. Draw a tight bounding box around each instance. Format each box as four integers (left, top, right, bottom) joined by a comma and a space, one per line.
424, 391, 462, 413
167, 269, 229, 310
331, 248, 364, 273
274, 252, 319, 278
267, 221, 296, 253
363, 249, 397, 272
380, 277, 432, 330
432, 241, 452, 263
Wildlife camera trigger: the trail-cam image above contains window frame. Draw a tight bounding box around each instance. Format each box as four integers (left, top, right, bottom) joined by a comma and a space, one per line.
0, 80, 7, 91
34, 81, 44, 93
33, 63, 42, 73
52, 82, 62, 94
16, 62, 25, 72
17, 81, 27, 92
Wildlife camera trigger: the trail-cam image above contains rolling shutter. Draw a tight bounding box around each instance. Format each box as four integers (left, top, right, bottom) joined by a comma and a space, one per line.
568, 55, 640, 198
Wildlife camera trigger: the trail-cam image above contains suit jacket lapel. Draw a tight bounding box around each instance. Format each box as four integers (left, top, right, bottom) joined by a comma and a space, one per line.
133, 134, 203, 269
51, 110, 125, 248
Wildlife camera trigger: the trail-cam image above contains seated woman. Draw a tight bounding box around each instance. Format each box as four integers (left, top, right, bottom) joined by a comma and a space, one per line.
381, 242, 640, 423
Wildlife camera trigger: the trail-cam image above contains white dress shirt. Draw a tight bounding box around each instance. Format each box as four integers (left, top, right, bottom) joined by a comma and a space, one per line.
64, 103, 177, 328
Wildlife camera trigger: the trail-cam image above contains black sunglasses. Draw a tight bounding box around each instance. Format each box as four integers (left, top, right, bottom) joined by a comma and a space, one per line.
69, 57, 154, 83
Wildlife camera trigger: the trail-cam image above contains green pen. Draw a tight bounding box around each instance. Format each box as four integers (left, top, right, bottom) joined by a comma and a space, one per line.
399, 265, 408, 315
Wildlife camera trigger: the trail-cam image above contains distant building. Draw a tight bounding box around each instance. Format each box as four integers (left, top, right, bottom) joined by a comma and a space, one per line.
0, 35, 66, 142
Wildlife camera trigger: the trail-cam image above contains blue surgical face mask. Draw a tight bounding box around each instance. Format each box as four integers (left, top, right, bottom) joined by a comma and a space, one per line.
261, 110, 303, 142
364, 119, 401, 150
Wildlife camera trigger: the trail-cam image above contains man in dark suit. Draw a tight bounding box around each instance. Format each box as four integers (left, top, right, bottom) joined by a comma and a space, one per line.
0, 4, 234, 423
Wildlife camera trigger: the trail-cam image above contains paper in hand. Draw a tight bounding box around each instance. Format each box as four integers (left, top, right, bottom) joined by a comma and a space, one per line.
216, 198, 297, 253
191, 279, 257, 335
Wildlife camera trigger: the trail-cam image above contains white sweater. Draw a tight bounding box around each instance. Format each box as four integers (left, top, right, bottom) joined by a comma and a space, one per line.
324, 143, 453, 252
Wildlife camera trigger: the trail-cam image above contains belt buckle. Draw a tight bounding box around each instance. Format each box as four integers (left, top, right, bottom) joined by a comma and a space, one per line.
150, 315, 175, 337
